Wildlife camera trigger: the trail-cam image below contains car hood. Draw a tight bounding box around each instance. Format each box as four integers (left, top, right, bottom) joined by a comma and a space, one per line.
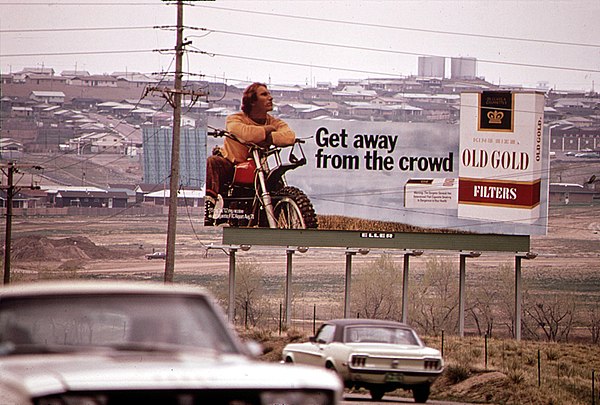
0, 351, 342, 397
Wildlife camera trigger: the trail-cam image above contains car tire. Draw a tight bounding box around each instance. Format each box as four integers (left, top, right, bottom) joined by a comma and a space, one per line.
285, 357, 293, 364
369, 387, 385, 401
412, 383, 431, 403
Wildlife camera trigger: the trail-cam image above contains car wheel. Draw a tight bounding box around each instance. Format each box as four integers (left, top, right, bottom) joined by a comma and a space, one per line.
285, 356, 293, 364
412, 383, 431, 403
325, 361, 336, 372
369, 387, 385, 401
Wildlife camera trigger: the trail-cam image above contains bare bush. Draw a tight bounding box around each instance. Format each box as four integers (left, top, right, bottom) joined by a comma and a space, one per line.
469, 264, 516, 338
217, 258, 269, 328
410, 256, 458, 335
585, 302, 600, 344
523, 293, 575, 342
351, 253, 402, 320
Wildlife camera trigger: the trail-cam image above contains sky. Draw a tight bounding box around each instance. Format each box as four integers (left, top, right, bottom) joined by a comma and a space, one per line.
1, 0, 599, 92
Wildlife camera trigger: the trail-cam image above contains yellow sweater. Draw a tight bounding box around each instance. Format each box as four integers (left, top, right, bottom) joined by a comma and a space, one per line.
223, 112, 296, 164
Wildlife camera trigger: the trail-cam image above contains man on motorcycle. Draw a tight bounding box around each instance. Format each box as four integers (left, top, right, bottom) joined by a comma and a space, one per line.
204, 82, 296, 226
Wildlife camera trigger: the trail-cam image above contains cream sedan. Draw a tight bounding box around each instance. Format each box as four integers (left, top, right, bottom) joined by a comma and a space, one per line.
282, 319, 443, 403
0, 281, 342, 405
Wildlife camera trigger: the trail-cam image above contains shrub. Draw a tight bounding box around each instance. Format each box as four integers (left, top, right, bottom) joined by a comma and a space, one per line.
445, 363, 471, 384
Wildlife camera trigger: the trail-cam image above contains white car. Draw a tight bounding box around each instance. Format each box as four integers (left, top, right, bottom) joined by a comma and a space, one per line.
0, 281, 342, 405
282, 319, 443, 403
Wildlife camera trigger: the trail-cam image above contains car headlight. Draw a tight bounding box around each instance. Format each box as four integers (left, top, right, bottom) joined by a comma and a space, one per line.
261, 390, 333, 405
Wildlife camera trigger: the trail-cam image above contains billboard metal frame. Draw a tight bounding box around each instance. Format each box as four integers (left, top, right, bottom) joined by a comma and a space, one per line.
223, 228, 530, 252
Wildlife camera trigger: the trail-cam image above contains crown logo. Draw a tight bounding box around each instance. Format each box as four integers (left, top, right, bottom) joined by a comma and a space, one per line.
487, 110, 504, 125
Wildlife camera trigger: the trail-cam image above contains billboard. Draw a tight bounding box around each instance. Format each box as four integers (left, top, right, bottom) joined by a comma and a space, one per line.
458, 91, 545, 226
206, 90, 548, 236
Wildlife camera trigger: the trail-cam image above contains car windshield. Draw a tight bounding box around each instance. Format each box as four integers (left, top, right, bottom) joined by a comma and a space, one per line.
0, 294, 238, 355
344, 326, 420, 345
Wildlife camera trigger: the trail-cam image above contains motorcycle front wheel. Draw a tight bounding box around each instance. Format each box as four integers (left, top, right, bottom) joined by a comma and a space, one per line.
270, 186, 318, 229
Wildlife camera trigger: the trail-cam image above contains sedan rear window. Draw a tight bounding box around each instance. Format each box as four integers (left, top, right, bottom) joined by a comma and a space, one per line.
344, 326, 419, 345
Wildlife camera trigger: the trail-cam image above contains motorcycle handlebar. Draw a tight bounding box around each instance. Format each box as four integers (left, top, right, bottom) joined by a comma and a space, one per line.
207, 125, 306, 146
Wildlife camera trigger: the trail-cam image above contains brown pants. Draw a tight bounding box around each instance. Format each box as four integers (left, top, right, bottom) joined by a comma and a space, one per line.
205, 155, 235, 200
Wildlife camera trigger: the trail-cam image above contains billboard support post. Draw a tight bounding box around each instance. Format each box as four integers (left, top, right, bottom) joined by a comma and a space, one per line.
344, 248, 369, 318
285, 248, 294, 328
459, 251, 481, 337
284, 247, 309, 327
515, 252, 537, 340
401, 250, 423, 324
205, 244, 251, 322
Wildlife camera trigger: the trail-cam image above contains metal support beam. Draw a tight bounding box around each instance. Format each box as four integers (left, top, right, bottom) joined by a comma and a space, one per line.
401, 250, 422, 324
458, 254, 467, 337
205, 244, 251, 323
458, 251, 481, 337
228, 248, 237, 322
402, 254, 410, 324
344, 252, 353, 318
285, 248, 294, 327
515, 252, 537, 341
344, 248, 369, 318
282, 247, 308, 328
515, 255, 522, 341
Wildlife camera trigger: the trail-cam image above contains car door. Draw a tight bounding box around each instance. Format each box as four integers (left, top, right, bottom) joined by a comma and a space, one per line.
299, 323, 336, 367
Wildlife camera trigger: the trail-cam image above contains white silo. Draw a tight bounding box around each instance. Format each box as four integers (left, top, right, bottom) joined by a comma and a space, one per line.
418, 56, 446, 78
451, 57, 477, 80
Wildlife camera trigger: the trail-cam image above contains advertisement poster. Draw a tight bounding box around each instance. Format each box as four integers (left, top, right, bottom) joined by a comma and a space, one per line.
206, 91, 549, 236
458, 91, 546, 227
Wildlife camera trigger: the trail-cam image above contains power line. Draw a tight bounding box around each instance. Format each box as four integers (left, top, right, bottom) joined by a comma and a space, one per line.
189, 4, 600, 49
1, 49, 156, 58
0, 26, 156, 33
189, 28, 600, 74
2, 3, 596, 57
4, 36, 596, 80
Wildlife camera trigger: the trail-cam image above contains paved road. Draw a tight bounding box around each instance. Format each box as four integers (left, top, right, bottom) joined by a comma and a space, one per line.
341, 392, 473, 404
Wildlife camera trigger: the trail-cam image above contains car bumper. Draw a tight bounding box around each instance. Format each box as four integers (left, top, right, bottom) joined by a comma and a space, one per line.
347, 367, 443, 385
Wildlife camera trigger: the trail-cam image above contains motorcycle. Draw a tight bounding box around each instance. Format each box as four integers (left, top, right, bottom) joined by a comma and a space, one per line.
206, 126, 318, 229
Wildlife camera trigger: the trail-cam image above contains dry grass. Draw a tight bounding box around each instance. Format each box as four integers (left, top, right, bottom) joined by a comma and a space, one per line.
241, 328, 600, 405
317, 214, 466, 233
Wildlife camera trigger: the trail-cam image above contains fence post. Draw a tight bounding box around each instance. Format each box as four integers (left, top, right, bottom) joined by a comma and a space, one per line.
313, 304, 316, 335
592, 369, 596, 405
538, 349, 541, 387
441, 330, 445, 357
279, 302, 282, 336
484, 334, 488, 370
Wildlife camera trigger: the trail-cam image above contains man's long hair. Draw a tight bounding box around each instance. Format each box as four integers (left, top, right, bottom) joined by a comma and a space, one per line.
241, 82, 267, 115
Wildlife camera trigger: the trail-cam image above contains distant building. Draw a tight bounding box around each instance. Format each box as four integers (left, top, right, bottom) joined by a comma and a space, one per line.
418, 56, 446, 78
29, 91, 65, 105
451, 57, 477, 80
142, 125, 207, 188
549, 183, 596, 205
143, 188, 205, 207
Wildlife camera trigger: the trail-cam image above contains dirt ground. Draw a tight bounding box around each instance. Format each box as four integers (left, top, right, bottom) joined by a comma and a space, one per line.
6, 203, 600, 309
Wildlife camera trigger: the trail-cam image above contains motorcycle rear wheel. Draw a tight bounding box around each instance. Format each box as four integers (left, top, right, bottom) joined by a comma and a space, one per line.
270, 186, 318, 229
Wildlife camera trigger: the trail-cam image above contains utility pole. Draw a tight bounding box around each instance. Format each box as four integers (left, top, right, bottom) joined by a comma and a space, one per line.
2, 162, 42, 284
163, 0, 185, 284
145, 0, 207, 283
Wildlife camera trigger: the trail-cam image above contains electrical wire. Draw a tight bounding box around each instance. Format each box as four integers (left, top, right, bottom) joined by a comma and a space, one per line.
188, 4, 600, 50
189, 28, 600, 74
